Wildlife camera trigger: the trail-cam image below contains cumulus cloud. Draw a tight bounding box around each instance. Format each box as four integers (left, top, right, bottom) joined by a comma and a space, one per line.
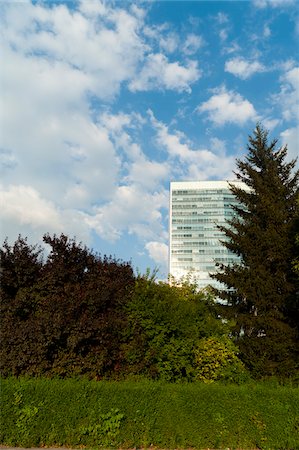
143, 23, 175, 50
215, 12, 229, 25
125, 158, 170, 190
213, 12, 230, 42
86, 185, 168, 242
0, 184, 91, 247
1, 0, 201, 259
275, 66, 299, 122
129, 53, 200, 93
218, 30, 226, 42
145, 241, 169, 272
143, 23, 203, 58
0, 185, 62, 230
197, 86, 257, 126
262, 118, 280, 131
269, 65, 299, 166
159, 32, 179, 53
222, 41, 241, 55
149, 111, 236, 180
182, 33, 204, 55
280, 127, 299, 163
2, 1, 146, 100
253, 0, 296, 8
263, 24, 271, 38
225, 57, 265, 79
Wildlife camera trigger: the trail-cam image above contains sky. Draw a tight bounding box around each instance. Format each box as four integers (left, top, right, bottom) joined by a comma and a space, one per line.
1, 0, 298, 278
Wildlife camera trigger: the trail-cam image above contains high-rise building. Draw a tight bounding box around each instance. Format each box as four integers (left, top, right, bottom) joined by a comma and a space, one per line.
169, 180, 248, 289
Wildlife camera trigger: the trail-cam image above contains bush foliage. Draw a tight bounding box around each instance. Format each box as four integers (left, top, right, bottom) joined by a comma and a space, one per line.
1, 234, 246, 382
120, 275, 235, 382
0, 234, 135, 379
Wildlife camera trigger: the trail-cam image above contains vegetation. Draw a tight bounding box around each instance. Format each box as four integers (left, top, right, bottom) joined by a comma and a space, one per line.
1, 234, 246, 382
0, 234, 135, 379
1, 377, 299, 449
120, 275, 238, 382
212, 124, 299, 379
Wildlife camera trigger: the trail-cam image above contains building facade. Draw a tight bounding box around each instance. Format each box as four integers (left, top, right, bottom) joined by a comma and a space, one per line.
169, 180, 247, 289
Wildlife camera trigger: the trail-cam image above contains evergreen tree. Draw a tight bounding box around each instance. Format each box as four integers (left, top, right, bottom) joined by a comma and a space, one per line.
212, 124, 299, 378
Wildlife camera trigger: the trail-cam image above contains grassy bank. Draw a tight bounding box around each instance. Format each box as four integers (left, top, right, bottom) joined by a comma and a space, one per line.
1, 377, 298, 449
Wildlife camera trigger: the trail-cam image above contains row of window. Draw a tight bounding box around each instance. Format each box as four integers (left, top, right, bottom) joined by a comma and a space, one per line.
172, 189, 228, 195
172, 211, 224, 216
174, 226, 221, 231
171, 262, 216, 271
171, 248, 229, 254
172, 197, 213, 202
172, 198, 232, 204
173, 218, 218, 223
171, 258, 236, 265
172, 241, 225, 247
172, 232, 224, 238
172, 255, 237, 262
172, 203, 226, 209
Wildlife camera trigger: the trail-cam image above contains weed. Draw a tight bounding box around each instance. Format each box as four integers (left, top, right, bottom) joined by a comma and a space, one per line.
80, 408, 124, 447
12, 389, 43, 446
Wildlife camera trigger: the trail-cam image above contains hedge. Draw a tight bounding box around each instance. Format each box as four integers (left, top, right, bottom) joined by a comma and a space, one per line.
1, 377, 299, 449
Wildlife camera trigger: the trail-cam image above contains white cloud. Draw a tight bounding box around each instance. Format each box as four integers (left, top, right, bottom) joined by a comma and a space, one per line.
159, 32, 179, 53
145, 241, 168, 272
182, 34, 204, 55
197, 86, 257, 126
0, 183, 92, 248
262, 118, 280, 131
125, 158, 170, 190
149, 111, 236, 180
2, 2, 146, 100
1, 1, 151, 213
225, 57, 265, 79
269, 66, 298, 166
253, 0, 296, 8
1, 1, 188, 255
0, 185, 61, 230
143, 23, 202, 57
129, 53, 200, 93
78, 1, 107, 16
100, 112, 133, 134
86, 185, 168, 243
142, 22, 177, 53
280, 127, 299, 163
277, 66, 299, 122
1, 48, 121, 202
216, 12, 229, 25
223, 41, 241, 55
263, 24, 271, 38
219, 28, 229, 42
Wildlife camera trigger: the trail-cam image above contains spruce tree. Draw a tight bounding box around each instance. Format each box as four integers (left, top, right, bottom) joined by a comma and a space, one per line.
212, 124, 299, 378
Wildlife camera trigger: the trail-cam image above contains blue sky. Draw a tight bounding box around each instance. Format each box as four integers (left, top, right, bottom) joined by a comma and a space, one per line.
1, 0, 298, 278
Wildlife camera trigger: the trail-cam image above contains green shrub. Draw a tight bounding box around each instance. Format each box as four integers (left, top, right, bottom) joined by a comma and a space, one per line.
120, 276, 229, 382
195, 336, 251, 384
